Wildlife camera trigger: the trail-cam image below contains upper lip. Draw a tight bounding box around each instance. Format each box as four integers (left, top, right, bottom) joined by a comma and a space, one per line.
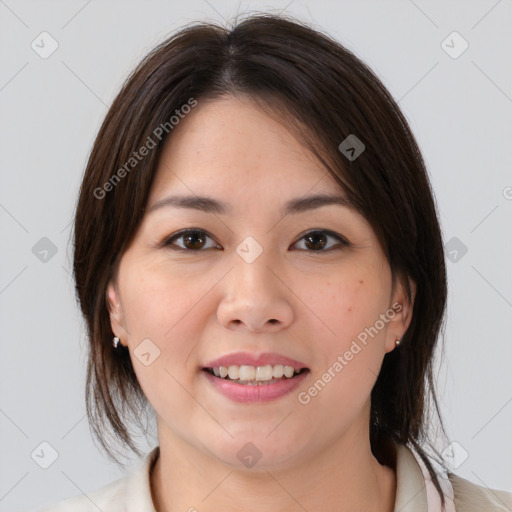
203, 352, 308, 369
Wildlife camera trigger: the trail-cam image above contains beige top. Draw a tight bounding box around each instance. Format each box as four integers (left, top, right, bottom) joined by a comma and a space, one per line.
38, 442, 512, 511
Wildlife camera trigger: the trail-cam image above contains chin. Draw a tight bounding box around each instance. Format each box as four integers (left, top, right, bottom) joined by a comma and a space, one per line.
205, 431, 307, 472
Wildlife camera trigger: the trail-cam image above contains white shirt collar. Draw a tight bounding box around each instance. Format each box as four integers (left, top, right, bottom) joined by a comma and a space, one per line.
123, 442, 454, 512
123, 445, 159, 512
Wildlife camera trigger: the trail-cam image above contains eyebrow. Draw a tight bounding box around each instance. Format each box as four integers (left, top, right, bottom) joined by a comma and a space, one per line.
146, 193, 355, 216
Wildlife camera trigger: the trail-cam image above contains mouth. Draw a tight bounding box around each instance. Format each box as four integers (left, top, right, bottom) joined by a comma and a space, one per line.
201, 365, 310, 385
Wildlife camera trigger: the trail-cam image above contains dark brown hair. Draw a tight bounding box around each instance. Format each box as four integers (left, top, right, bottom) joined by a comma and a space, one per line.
73, 12, 448, 504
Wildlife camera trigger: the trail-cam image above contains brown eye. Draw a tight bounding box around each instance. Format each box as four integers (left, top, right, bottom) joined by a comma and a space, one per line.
182, 231, 206, 250
304, 232, 328, 251
163, 229, 219, 251
162, 228, 349, 253
293, 230, 350, 252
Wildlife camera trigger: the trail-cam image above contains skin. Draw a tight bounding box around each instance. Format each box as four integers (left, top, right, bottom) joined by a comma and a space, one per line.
107, 95, 415, 512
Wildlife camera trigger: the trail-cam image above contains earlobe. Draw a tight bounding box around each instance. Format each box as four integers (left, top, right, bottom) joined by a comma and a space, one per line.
106, 281, 118, 314
394, 276, 416, 329
385, 276, 416, 353
106, 281, 126, 338
400, 278, 416, 331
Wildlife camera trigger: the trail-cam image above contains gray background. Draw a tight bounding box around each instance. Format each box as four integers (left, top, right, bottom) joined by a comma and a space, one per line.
1, 0, 511, 510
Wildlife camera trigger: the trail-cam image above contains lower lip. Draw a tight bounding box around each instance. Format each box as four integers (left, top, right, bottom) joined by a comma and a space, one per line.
201, 369, 310, 403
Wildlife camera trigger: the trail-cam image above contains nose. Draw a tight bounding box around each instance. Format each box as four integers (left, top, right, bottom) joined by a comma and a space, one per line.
216, 250, 294, 333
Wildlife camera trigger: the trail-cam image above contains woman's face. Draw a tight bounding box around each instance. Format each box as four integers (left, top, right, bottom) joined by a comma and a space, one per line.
107, 96, 413, 470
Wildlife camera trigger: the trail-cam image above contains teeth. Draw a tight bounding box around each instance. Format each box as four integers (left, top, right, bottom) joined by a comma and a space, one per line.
283, 366, 295, 378
228, 366, 239, 379
255, 365, 273, 381
239, 365, 256, 381
273, 364, 284, 378
209, 364, 303, 382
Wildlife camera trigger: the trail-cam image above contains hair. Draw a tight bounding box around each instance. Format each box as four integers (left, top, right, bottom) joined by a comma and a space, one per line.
72, 12, 448, 504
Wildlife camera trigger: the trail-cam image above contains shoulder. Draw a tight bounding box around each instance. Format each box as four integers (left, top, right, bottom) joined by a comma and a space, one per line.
37, 476, 127, 512
449, 473, 512, 511
36, 446, 160, 512
392, 439, 512, 512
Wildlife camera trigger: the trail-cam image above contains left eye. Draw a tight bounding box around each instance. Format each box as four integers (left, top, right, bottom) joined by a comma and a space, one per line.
293, 230, 350, 251
162, 229, 220, 251
161, 229, 349, 252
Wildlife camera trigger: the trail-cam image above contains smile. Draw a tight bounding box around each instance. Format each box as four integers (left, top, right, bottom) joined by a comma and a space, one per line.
203, 364, 307, 383
201, 366, 310, 402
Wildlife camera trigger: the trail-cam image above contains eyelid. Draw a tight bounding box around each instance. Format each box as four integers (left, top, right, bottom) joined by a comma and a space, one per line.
160, 228, 350, 251
159, 228, 220, 250
293, 229, 351, 248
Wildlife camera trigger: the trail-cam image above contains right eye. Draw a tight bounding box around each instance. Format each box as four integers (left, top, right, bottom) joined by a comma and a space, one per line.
161, 229, 221, 252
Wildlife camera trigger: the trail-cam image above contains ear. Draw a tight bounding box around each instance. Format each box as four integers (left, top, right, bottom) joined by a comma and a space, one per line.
106, 280, 129, 342
384, 275, 416, 353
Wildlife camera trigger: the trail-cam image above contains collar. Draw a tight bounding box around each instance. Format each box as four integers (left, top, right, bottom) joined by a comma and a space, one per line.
123, 442, 454, 512
124, 445, 159, 512
394, 442, 455, 512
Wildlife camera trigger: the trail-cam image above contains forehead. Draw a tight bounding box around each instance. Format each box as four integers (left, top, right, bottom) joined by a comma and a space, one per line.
149, 96, 342, 200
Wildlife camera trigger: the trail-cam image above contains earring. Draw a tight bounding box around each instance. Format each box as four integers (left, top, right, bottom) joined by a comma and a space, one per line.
113, 336, 121, 348
395, 338, 401, 347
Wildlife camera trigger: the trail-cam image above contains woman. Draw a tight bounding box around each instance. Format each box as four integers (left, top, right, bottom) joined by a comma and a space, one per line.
39, 13, 511, 512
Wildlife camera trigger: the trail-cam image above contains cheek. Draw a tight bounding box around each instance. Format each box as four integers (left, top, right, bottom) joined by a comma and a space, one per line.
313, 275, 380, 342
308, 274, 389, 388
118, 264, 205, 417
122, 273, 170, 335
119, 258, 225, 377
120, 260, 205, 337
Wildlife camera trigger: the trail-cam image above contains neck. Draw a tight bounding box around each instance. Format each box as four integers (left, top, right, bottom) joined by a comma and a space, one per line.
150, 426, 396, 512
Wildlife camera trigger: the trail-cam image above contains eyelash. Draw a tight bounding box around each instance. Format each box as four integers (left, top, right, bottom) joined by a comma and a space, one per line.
160, 228, 351, 253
